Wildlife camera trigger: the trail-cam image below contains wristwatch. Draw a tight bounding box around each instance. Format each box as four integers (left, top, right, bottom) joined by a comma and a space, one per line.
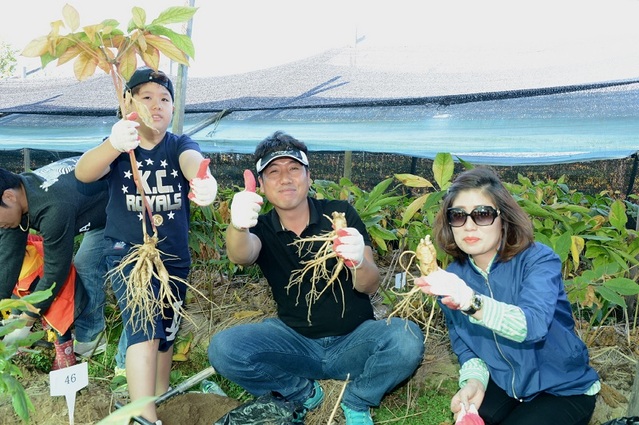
462, 293, 483, 315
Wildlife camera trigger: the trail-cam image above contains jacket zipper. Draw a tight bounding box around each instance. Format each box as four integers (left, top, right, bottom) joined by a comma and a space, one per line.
484, 274, 521, 401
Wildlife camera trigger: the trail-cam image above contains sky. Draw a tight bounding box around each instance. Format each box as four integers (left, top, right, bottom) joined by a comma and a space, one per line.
2, 0, 639, 78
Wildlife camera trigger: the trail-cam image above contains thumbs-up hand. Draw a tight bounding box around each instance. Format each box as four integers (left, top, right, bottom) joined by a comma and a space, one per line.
189, 158, 218, 206
230, 170, 263, 230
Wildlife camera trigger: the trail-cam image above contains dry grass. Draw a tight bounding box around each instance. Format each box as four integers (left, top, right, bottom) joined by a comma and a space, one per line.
178, 251, 637, 425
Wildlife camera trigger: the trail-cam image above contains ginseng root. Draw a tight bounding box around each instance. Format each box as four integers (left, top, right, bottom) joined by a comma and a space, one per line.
108, 233, 208, 337
286, 211, 350, 323
387, 235, 439, 331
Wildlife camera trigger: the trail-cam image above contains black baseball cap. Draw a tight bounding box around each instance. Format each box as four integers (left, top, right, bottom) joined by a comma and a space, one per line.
255, 148, 309, 173
125, 67, 174, 101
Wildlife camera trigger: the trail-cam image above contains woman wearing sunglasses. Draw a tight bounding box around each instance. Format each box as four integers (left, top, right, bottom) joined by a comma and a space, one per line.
415, 167, 600, 425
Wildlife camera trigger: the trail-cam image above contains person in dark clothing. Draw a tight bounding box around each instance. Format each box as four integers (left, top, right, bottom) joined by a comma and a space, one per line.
208, 131, 425, 425
0, 156, 110, 369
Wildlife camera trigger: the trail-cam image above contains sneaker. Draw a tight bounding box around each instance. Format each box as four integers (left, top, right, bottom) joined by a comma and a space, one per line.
52, 340, 77, 370
74, 334, 107, 357
302, 381, 324, 411
293, 380, 324, 422
341, 403, 373, 425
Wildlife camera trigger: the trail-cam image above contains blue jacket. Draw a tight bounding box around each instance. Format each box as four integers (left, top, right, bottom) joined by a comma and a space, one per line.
444, 242, 599, 401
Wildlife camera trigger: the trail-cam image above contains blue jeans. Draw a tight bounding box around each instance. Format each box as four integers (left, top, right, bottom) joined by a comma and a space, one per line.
115, 331, 127, 369
73, 228, 109, 343
208, 317, 425, 411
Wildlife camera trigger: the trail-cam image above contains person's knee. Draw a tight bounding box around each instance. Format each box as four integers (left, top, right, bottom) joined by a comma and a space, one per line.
208, 331, 232, 368
389, 320, 425, 363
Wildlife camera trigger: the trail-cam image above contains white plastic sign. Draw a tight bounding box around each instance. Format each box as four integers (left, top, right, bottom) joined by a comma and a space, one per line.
49, 362, 89, 425
395, 272, 407, 289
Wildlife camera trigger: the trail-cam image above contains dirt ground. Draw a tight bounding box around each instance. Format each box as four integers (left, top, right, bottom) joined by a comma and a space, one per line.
1, 327, 636, 425
1, 270, 638, 425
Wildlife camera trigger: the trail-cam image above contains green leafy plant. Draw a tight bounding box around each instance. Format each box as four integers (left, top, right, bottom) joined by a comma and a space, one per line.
0, 289, 51, 423
21, 4, 196, 86
313, 177, 401, 253
506, 173, 639, 328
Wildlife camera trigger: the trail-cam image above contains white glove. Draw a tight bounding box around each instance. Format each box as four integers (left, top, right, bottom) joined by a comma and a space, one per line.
230, 190, 263, 230
190, 173, 218, 206
333, 227, 365, 268
417, 269, 474, 310
3, 324, 33, 346
109, 117, 140, 152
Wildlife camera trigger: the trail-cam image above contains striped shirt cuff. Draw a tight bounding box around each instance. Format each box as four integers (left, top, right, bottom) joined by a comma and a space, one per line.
459, 358, 489, 390
469, 296, 527, 343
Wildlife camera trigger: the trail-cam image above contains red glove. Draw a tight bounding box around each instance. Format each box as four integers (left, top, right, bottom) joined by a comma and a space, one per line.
456, 404, 484, 425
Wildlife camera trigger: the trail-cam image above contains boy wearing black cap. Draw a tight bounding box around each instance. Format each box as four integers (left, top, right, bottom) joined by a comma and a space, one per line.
75, 67, 218, 425
208, 131, 425, 425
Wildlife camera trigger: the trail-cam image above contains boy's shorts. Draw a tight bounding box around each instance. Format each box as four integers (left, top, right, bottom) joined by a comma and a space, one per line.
106, 254, 188, 352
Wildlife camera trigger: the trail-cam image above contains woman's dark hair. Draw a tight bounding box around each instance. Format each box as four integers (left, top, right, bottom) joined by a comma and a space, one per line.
0, 168, 22, 207
433, 166, 534, 263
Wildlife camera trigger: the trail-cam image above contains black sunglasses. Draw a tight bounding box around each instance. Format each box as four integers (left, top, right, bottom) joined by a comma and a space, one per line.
447, 206, 500, 227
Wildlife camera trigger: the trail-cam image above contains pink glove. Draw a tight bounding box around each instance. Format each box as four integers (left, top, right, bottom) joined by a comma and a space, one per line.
109, 112, 140, 152
415, 269, 474, 310
333, 227, 365, 268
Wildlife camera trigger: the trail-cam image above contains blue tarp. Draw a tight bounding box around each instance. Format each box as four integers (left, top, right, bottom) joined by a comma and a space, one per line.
1, 82, 638, 166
